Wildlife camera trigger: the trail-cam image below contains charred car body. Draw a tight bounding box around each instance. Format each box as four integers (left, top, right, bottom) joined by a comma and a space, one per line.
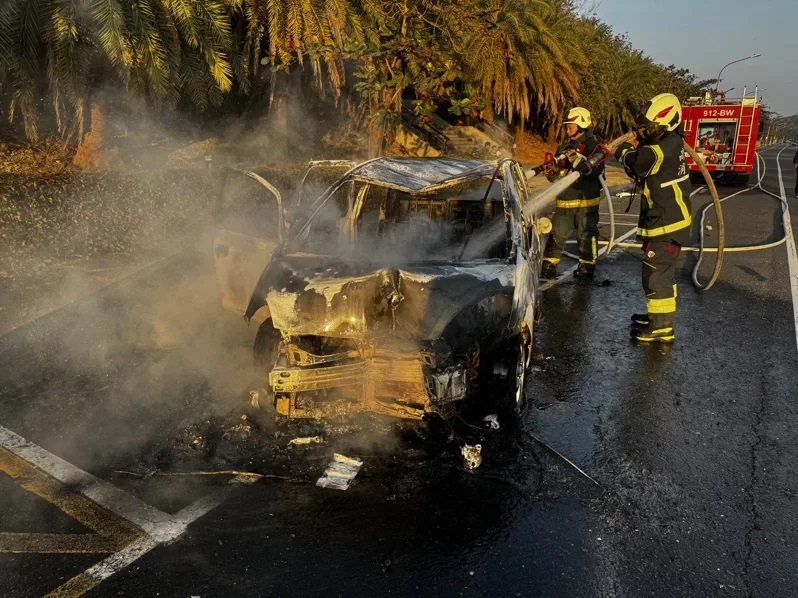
214, 158, 546, 423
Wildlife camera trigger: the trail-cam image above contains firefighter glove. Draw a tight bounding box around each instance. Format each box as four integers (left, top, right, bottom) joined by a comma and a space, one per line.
615, 142, 637, 179
614, 142, 635, 162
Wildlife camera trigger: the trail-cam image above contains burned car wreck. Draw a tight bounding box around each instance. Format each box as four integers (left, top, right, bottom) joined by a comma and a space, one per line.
214, 158, 546, 423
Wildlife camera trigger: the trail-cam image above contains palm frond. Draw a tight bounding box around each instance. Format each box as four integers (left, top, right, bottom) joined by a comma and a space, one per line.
89, 0, 132, 71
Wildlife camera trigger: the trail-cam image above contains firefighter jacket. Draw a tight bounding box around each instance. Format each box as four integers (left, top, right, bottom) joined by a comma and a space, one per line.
615, 131, 692, 241
553, 129, 606, 209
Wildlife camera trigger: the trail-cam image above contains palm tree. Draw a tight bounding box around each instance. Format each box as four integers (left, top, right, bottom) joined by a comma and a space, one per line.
372, 0, 583, 127
0, 0, 715, 146
0, 0, 237, 140
570, 22, 657, 137
233, 0, 380, 100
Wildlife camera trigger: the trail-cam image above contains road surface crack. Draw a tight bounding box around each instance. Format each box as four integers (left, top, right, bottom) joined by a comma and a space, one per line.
741, 370, 766, 597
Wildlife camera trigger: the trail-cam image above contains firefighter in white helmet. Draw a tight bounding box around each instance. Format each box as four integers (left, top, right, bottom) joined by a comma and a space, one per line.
615, 93, 692, 343
540, 107, 608, 280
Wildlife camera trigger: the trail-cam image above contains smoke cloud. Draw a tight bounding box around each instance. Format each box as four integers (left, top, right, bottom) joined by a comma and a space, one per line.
0, 81, 363, 474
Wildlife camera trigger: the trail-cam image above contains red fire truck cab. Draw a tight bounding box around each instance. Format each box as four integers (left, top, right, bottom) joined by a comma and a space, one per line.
682, 88, 761, 184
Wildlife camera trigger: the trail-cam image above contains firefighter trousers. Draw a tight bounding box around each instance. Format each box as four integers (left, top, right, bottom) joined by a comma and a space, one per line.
642, 238, 682, 330
542, 205, 599, 266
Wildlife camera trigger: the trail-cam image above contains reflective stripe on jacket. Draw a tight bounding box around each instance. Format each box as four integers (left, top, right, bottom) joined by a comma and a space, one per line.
616, 132, 692, 239
555, 198, 601, 209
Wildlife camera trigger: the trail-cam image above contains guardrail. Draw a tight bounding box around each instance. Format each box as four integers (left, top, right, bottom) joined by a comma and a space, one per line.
476, 119, 514, 152
400, 107, 450, 153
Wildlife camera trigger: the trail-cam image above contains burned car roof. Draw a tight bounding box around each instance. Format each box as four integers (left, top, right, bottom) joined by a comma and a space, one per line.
345, 157, 501, 194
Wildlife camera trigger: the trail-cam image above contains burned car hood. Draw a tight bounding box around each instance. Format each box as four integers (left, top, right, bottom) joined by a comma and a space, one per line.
244, 255, 515, 341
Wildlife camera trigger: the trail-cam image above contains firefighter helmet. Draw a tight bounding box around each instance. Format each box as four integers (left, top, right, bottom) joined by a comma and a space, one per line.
563, 107, 592, 129
640, 93, 682, 132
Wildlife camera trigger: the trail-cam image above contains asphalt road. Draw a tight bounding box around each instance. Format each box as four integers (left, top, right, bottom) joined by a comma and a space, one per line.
0, 147, 796, 597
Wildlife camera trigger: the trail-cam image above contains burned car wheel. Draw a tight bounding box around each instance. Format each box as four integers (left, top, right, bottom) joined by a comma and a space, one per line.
253, 320, 281, 368
506, 336, 530, 417
250, 321, 282, 414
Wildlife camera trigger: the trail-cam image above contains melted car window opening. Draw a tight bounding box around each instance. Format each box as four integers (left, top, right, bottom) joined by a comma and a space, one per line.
294, 177, 509, 263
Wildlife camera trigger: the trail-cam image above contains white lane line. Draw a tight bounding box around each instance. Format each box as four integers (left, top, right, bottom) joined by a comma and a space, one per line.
614, 225, 640, 245
0, 424, 230, 593
0, 425, 171, 537
775, 149, 798, 351
600, 222, 639, 226
46, 492, 234, 598
53, 536, 160, 594
172, 486, 234, 526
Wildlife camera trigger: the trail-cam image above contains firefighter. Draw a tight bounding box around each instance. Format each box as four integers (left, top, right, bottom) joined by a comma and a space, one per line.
615, 93, 692, 343
540, 107, 607, 280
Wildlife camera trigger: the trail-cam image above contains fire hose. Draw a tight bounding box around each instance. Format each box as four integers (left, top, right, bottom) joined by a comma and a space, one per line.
524, 132, 631, 265
679, 143, 724, 290
609, 151, 789, 279
529, 132, 726, 291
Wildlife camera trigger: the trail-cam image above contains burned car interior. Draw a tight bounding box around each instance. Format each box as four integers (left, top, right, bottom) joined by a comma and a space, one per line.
214, 158, 543, 424
290, 163, 510, 263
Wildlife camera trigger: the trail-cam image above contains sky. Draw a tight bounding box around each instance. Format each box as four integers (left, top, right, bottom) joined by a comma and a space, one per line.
592, 0, 798, 116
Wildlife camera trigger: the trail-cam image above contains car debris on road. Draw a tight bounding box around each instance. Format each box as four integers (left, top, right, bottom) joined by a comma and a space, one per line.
316, 453, 364, 490
461, 443, 483, 469
288, 435, 325, 447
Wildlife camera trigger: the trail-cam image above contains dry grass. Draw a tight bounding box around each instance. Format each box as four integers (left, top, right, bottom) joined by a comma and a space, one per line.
0, 140, 77, 178
166, 138, 221, 169
514, 129, 557, 165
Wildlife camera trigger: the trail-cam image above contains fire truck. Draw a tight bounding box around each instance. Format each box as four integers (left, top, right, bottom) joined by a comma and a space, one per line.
682, 87, 761, 184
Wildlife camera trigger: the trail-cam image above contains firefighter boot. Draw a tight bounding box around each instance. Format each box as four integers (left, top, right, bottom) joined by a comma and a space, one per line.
541, 260, 558, 280
631, 313, 675, 343
574, 262, 595, 279
630, 313, 650, 327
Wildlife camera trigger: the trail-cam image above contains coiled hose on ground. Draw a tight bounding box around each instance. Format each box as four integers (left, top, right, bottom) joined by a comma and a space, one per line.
608, 149, 790, 289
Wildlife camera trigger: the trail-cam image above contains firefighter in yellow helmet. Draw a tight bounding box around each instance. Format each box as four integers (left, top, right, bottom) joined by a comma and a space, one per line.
540, 107, 608, 280
615, 93, 692, 343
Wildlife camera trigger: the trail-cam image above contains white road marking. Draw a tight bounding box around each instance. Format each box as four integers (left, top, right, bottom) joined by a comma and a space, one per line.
0, 425, 171, 537
0, 424, 230, 594
50, 486, 238, 597
599, 219, 638, 227
613, 225, 641, 245
51, 536, 158, 596
775, 148, 798, 350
